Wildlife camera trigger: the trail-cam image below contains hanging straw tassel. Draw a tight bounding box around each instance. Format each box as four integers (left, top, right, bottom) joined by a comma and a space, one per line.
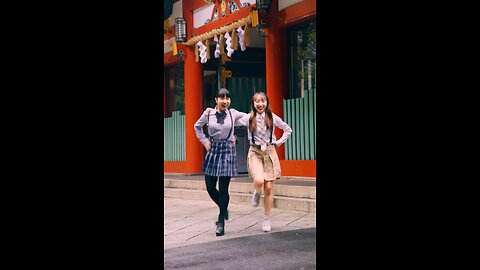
206, 39, 210, 59
195, 43, 199, 62
219, 33, 225, 53
244, 24, 250, 46
232, 29, 238, 50
251, 10, 258, 27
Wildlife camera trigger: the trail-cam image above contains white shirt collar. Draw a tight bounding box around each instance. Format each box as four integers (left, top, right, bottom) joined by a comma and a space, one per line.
256, 112, 265, 119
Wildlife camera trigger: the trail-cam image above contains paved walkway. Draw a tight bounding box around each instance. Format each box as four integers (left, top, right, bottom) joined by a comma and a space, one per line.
164, 197, 316, 250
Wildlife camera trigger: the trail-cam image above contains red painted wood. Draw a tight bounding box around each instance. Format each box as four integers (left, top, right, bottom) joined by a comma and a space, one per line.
277, 0, 316, 27
183, 0, 205, 174
264, 0, 288, 160
190, 4, 251, 37
164, 161, 187, 173
280, 160, 316, 177
164, 52, 182, 66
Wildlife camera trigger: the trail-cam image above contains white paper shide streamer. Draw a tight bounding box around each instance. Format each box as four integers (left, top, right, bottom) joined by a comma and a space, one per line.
197, 41, 207, 63
214, 35, 220, 58
237, 26, 246, 51
224, 32, 234, 57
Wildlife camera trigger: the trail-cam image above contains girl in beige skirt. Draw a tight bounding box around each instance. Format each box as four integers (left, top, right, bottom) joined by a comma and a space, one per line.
247, 92, 292, 232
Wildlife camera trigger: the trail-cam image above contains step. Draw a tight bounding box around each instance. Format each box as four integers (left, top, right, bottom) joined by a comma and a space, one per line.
164, 188, 316, 213
164, 179, 316, 199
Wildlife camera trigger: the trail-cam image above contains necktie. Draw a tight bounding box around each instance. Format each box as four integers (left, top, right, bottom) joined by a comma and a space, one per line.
257, 114, 267, 144
215, 111, 227, 124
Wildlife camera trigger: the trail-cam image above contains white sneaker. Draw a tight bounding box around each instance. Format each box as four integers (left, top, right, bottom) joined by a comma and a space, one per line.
251, 190, 261, 207
262, 218, 271, 232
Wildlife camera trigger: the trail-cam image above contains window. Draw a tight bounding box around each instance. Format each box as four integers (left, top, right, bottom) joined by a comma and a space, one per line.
165, 63, 185, 116
288, 20, 316, 99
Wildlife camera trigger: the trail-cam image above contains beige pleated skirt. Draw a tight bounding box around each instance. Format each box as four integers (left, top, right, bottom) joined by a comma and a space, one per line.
247, 144, 281, 181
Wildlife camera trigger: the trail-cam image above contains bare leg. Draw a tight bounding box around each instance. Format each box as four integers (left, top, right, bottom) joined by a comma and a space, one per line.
263, 181, 274, 216
249, 151, 265, 208
253, 177, 264, 192
250, 153, 265, 193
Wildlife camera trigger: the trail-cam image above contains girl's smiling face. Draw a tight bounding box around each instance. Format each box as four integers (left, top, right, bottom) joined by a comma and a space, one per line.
215, 96, 231, 112
253, 94, 267, 114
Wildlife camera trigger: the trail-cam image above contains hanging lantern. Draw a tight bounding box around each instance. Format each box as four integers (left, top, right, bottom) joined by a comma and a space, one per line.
253, 0, 270, 30
174, 17, 186, 43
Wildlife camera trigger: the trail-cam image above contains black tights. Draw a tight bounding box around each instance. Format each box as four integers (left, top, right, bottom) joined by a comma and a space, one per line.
205, 175, 231, 222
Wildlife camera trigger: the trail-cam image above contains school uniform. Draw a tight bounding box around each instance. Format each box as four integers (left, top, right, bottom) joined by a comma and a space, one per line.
194, 107, 249, 228
247, 112, 292, 181
194, 108, 248, 176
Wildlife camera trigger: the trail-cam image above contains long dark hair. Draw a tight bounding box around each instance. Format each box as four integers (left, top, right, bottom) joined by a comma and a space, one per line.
249, 92, 273, 132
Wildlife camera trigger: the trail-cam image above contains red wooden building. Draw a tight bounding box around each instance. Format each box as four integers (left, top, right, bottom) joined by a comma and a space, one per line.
164, 0, 316, 177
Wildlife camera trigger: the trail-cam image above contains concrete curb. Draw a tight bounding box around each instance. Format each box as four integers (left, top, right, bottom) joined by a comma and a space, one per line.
164, 179, 316, 213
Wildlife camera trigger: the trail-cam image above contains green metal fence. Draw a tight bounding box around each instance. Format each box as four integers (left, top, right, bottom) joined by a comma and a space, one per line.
283, 88, 316, 160
164, 111, 186, 161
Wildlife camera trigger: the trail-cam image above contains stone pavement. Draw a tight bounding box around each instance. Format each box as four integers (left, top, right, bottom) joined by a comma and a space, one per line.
164, 197, 316, 250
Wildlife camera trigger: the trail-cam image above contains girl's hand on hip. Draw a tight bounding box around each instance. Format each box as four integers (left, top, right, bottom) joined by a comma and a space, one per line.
204, 140, 211, 151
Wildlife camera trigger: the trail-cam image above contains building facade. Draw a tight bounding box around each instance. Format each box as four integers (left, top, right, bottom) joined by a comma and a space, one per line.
164, 0, 316, 177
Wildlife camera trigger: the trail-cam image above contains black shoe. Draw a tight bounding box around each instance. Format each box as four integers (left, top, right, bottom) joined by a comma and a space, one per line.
215, 221, 225, 236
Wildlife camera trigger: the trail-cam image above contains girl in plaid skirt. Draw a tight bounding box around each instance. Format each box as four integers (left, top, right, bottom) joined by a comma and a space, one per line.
194, 88, 249, 236
247, 92, 292, 232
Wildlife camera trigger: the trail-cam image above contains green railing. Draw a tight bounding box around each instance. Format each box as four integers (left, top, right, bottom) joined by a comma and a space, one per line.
283, 88, 316, 160
164, 111, 186, 161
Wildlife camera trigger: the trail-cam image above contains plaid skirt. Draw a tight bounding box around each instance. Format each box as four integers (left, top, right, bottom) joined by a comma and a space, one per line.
202, 140, 238, 177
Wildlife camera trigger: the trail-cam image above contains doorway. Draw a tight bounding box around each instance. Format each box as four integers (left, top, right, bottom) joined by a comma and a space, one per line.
225, 48, 266, 173
202, 33, 266, 173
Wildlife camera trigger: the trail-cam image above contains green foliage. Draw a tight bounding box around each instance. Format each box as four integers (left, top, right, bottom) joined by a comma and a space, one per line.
298, 23, 316, 60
